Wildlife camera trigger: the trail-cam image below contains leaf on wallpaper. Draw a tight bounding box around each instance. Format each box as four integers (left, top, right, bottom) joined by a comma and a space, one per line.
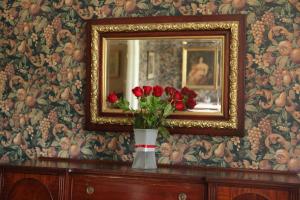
246, 151, 257, 161
263, 153, 274, 160
137, 2, 149, 10
247, 43, 256, 53
227, 141, 233, 151
169, 6, 176, 15
158, 157, 171, 164
41, 5, 51, 12
263, 68, 271, 75
55, 47, 64, 53
34, 18, 48, 33
218, 4, 232, 14
266, 46, 277, 52
42, 46, 51, 54
275, 0, 287, 4
105, 0, 114, 4
19, 10, 29, 21
37, 98, 48, 105
246, 12, 256, 25
66, 22, 75, 28
161, 3, 171, 9
246, 104, 258, 112
220, 161, 227, 167
184, 154, 198, 162
81, 147, 94, 156
62, 55, 72, 66
29, 109, 43, 125
112, 7, 124, 17
51, 141, 60, 147
58, 150, 69, 158
274, 164, 287, 170
276, 56, 289, 68
245, 118, 253, 130
15, 102, 25, 113
273, 107, 282, 113
212, 137, 224, 143
281, 110, 288, 121
247, 0, 260, 6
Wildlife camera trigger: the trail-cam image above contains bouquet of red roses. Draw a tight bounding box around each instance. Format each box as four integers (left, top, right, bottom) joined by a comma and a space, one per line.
107, 85, 197, 131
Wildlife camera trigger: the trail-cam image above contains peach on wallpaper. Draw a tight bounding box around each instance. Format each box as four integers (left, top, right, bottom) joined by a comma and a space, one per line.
0, 0, 300, 171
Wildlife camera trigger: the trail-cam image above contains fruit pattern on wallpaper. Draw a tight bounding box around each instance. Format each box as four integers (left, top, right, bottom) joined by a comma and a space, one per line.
0, 0, 299, 172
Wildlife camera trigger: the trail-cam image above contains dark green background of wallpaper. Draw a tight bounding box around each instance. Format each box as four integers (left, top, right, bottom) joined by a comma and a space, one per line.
0, 0, 300, 172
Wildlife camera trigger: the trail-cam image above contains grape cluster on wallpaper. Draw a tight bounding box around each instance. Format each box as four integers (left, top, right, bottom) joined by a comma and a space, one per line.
0, 0, 299, 172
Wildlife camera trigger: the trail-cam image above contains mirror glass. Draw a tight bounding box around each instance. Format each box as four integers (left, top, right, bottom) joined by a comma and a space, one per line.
104, 36, 224, 115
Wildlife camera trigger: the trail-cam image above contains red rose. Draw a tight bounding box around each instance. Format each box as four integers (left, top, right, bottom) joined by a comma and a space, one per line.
165, 86, 176, 96
143, 86, 152, 96
181, 87, 197, 98
152, 85, 164, 97
188, 90, 197, 98
186, 97, 196, 109
173, 91, 183, 101
175, 101, 185, 111
132, 86, 143, 97
181, 87, 190, 95
107, 92, 118, 103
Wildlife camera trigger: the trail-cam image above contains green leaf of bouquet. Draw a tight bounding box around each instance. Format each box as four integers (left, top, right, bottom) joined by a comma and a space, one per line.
134, 115, 144, 128
163, 103, 173, 117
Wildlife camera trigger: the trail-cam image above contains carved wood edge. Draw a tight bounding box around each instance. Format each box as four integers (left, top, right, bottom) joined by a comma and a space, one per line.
37, 157, 298, 176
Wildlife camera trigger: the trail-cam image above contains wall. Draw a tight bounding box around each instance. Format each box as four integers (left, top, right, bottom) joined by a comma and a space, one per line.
0, 0, 299, 172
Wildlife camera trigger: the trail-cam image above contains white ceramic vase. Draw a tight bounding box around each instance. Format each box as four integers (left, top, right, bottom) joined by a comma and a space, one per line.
132, 129, 158, 169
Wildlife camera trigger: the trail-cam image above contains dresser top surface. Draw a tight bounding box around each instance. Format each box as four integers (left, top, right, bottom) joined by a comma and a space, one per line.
1, 159, 299, 186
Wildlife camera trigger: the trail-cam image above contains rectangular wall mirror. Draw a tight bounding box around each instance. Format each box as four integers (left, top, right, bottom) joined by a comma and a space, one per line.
85, 15, 246, 136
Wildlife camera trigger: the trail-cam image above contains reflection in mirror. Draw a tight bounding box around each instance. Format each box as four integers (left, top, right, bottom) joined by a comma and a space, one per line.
104, 37, 224, 115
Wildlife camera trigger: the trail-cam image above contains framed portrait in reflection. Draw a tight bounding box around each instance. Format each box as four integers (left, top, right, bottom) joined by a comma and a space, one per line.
147, 51, 155, 79
182, 47, 218, 89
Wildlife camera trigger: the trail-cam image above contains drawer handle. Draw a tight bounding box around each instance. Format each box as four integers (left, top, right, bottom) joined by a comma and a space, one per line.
86, 186, 95, 195
178, 192, 187, 200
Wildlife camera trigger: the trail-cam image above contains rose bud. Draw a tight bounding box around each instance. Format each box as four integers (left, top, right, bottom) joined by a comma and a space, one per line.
188, 90, 197, 98
143, 86, 152, 96
165, 86, 176, 96
186, 97, 196, 109
173, 91, 183, 101
132, 86, 143, 97
107, 92, 118, 103
153, 85, 164, 97
175, 101, 185, 111
181, 87, 190, 95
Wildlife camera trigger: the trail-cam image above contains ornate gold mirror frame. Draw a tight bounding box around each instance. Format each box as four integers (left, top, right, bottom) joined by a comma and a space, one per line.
85, 15, 246, 136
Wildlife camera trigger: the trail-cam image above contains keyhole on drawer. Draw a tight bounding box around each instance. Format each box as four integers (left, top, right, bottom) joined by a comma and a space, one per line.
86, 186, 94, 195
178, 192, 187, 200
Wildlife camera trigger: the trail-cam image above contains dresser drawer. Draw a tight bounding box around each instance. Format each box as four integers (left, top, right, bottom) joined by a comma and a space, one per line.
2, 171, 62, 200
213, 185, 291, 200
70, 174, 205, 200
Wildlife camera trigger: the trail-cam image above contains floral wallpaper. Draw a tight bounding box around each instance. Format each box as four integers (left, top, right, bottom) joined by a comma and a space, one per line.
0, 0, 300, 172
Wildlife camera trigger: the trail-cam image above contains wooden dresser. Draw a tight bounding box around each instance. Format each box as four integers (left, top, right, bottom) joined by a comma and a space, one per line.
0, 159, 299, 200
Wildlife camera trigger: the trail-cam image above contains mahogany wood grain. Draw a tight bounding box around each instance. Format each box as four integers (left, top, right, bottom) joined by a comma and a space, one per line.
233, 194, 268, 200
2, 170, 65, 200
0, 159, 299, 200
0, 168, 3, 198
214, 186, 289, 200
6, 178, 53, 200
70, 174, 205, 200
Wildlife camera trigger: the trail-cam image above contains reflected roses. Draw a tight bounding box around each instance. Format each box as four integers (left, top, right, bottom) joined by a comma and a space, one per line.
107, 86, 197, 131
